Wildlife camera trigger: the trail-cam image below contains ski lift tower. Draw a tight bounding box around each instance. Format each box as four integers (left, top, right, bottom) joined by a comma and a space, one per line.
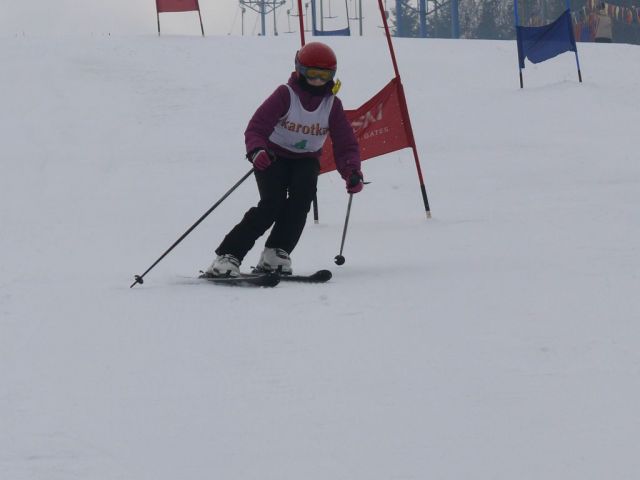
240, 0, 287, 36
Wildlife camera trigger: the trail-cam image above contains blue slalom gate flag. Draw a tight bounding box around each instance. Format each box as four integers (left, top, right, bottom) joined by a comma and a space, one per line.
310, 0, 351, 36
516, 9, 577, 69
312, 26, 351, 36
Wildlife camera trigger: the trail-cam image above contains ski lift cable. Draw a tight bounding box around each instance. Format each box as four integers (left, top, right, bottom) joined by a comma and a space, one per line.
347, 0, 361, 21
251, 10, 260, 35
325, 0, 338, 19
228, 5, 241, 35
290, 0, 301, 17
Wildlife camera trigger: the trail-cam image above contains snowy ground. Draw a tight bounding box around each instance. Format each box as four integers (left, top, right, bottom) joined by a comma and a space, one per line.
1, 35, 639, 479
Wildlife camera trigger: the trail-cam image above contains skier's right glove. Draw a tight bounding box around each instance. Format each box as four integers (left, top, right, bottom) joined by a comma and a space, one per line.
251, 149, 273, 171
345, 169, 364, 194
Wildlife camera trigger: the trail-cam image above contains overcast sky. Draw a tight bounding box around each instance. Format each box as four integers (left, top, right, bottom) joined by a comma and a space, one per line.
0, 0, 387, 37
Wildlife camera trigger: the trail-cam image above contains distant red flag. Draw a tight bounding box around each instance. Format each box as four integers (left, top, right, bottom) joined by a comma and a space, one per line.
156, 0, 200, 13
320, 77, 412, 174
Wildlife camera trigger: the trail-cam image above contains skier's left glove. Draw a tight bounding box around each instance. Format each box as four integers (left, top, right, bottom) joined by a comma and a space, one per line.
250, 149, 273, 171
345, 170, 364, 194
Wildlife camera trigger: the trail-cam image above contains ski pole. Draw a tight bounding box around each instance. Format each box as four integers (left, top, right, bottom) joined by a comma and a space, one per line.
130, 167, 255, 288
334, 193, 353, 265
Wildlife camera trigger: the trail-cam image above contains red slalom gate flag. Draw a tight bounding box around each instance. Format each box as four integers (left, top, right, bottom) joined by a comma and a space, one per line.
320, 77, 412, 174
156, 0, 200, 13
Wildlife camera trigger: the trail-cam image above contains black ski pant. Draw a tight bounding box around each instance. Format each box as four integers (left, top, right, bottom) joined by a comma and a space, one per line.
216, 156, 320, 261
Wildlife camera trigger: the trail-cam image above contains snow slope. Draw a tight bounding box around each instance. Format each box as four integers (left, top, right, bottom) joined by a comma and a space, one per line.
1, 35, 639, 479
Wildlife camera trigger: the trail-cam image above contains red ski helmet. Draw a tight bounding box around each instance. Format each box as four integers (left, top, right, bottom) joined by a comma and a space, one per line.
295, 42, 337, 77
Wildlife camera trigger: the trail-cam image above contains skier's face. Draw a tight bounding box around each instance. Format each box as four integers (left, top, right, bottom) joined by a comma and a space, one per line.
297, 65, 335, 86
306, 77, 329, 87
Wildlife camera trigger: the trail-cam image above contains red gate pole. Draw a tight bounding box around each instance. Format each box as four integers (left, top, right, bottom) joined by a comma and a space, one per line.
377, 0, 432, 219
156, 0, 161, 36
196, 0, 205, 37
297, 0, 306, 45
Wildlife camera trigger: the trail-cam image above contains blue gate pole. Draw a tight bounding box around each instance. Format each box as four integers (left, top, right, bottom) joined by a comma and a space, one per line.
514, 0, 524, 88
419, 0, 427, 38
566, 0, 583, 82
451, 0, 460, 38
395, 0, 404, 37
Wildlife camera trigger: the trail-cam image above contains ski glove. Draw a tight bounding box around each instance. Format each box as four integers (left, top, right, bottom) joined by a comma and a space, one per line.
251, 149, 272, 171
345, 170, 364, 194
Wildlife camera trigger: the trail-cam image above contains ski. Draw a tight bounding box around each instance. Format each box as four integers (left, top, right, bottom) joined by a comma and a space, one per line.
198, 272, 280, 288
197, 269, 331, 287
250, 269, 332, 284
278, 269, 332, 283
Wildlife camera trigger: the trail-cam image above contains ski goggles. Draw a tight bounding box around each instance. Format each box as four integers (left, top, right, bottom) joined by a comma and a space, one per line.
298, 65, 336, 82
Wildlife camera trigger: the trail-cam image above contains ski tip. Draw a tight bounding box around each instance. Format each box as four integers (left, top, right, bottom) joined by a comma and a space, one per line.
315, 269, 333, 281
277, 269, 332, 283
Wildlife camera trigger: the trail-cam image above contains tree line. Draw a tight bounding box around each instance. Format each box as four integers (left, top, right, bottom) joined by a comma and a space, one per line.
389, 0, 640, 43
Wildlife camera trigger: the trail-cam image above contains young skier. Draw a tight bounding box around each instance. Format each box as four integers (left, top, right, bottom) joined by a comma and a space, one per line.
204, 42, 363, 277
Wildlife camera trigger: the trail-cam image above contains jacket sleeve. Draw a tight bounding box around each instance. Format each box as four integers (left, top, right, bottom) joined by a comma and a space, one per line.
244, 85, 290, 155
328, 97, 361, 179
